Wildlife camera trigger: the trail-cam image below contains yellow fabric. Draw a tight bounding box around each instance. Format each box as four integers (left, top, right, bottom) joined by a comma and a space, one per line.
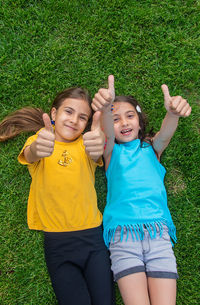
18, 132, 103, 232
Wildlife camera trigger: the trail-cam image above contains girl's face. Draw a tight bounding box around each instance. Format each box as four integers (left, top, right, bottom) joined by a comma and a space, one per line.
51, 98, 91, 142
113, 101, 141, 143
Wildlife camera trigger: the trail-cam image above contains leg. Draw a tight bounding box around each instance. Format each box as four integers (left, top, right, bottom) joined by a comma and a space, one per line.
109, 226, 149, 305
148, 278, 176, 305
48, 261, 91, 305
144, 225, 178, 305
44, 232, 91, 305
117, 272, 151, 305
84, 248, 115, 305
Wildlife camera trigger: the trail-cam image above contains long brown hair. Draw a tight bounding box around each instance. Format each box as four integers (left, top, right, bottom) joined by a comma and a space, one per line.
0, 87, 92, 142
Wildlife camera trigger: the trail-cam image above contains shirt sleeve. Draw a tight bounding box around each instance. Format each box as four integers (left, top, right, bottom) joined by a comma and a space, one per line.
18, 134, 38, 165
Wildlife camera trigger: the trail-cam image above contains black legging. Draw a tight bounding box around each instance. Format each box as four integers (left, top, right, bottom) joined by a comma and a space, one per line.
44, 226, 115, 305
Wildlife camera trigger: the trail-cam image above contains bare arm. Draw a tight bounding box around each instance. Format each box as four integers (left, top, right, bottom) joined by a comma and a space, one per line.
92, 75, 115, 169
153, 85, 192, 158
100, 107, 115, 169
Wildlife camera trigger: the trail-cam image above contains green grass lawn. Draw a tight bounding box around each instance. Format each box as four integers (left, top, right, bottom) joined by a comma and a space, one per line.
0, 0, 199, 304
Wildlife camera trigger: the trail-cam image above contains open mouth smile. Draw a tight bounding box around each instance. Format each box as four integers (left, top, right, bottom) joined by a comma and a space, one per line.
121, 128, 132, 135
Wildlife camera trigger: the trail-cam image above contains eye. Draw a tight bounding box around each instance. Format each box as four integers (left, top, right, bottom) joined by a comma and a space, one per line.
80, 116, 87, 121
127, 114, 134, 119
113, 117, 119, 122
65, 109, 72, 114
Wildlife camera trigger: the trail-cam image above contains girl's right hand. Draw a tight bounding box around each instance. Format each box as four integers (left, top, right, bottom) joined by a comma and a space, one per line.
29, 114, 55, 160
92, 75, 115, 112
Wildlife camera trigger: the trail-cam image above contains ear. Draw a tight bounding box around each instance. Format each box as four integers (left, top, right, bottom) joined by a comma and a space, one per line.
51, 107, 57, 121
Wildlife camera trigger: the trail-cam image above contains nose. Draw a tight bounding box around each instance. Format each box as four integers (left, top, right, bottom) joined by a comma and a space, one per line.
121, 117, 128, 126
70, 114, 78, 124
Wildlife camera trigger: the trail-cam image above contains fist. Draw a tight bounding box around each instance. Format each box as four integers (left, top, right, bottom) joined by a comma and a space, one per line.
161, 84, 192, 117
33, 113, 55, 158
92, 75, 115, 112
83, 111, 105, 161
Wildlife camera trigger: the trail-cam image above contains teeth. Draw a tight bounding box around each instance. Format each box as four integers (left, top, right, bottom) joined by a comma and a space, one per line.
121, 129, 131, 134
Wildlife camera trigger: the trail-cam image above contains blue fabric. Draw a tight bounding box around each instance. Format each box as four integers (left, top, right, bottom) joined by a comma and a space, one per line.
103, 139, 177, 247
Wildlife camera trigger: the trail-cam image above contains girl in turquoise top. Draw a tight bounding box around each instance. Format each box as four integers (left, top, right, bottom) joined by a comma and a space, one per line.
92, 75, 191, 305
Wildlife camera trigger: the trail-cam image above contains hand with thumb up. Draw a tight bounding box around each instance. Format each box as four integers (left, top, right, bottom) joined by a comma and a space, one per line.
161, 84, 191, 117
83, 111, 105, 162
92, 75, 115, 113
24, 113, 55, 163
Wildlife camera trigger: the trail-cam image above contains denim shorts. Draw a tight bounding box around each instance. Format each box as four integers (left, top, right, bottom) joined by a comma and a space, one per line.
109, 225, 178, 281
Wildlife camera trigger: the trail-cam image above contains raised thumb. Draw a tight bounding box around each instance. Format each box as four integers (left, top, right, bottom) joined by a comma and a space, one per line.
43, 113, 53, 132
108, 74, 115, 98
161, 84, 171, 102
91, 111, 101, 131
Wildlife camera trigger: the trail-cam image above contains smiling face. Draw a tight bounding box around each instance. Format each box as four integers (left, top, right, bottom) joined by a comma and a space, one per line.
51, 98, 91, 142
113, 101, 141, 143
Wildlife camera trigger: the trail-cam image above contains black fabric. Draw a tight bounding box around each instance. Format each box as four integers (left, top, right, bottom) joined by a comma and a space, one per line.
44, 226, 115, 305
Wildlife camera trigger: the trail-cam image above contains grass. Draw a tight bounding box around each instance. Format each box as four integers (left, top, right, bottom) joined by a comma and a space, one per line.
0, 0, 199, 304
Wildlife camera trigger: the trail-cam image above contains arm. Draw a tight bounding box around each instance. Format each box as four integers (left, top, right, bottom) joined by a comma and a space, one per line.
92, 75, 115, 169
24, 113, 55, 163
101, 107, 115, 160
153, 84, 192, 158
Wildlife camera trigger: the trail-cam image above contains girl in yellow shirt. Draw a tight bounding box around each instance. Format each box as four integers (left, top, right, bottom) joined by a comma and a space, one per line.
0, 87, 115, 305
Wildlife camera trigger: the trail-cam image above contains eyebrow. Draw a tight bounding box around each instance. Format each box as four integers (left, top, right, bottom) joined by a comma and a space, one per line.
113, 110, 136, 116
126, 110, 136, 114
64, 107, 89, 118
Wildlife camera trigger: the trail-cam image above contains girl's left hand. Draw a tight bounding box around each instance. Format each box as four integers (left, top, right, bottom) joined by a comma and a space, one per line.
83, 111, 105, 161
92, 75, 115, 112
161, 84, 192, 117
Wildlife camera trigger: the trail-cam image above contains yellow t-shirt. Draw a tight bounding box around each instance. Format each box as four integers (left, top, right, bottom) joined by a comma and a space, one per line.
18, 132, 103, 232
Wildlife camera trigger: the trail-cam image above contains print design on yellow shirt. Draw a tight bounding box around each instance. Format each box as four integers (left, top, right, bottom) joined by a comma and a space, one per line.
58, 150, 73, 167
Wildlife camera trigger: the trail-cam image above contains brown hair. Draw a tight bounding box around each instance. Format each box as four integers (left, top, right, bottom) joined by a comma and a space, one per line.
114, 95, 154, 144
0, 87, 92, 142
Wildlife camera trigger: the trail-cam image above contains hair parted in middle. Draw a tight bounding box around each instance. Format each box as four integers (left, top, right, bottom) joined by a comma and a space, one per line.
51, 87, 92, 111
0, 87, 92, 142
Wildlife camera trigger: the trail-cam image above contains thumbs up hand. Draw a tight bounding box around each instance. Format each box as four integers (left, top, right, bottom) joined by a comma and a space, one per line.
92, 75, 115, 112
30, 113, 55, 159
161, 84, 191, 117
83, 111, 105, 162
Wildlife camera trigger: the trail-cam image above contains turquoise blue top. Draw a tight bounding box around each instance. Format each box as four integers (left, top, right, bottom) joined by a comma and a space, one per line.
103, 139, 177, 247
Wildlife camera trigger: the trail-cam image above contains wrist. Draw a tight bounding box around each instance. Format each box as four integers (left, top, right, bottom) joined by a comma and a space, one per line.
102, 104, 113, 113
166, 111, 180, 120
29, 142, 38, 158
